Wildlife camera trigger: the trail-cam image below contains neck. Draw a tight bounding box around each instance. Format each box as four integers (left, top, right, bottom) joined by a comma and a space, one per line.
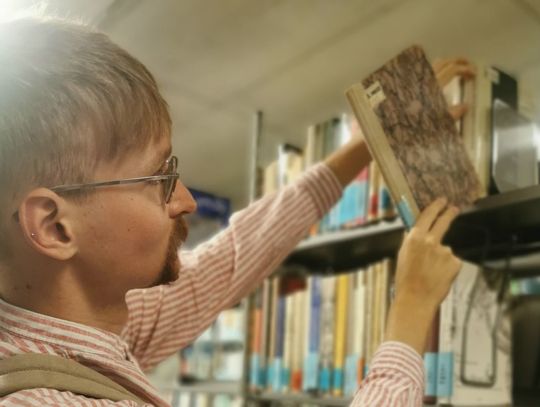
0, 262, 129, 335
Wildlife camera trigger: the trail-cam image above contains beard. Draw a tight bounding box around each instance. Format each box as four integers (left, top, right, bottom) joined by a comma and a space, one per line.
152, 217, 188, 286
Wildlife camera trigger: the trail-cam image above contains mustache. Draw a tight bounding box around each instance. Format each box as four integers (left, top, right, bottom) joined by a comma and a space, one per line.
174, 216, 188, 247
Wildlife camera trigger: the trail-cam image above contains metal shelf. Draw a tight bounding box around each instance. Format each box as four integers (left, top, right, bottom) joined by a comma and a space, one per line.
284, 186, 540, 274
247, 391, 538, 406
247, 392, 350, 406
285, 219, 404, 271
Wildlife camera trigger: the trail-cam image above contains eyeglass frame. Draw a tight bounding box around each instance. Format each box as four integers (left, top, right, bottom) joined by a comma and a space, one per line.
48, 155, 180, 204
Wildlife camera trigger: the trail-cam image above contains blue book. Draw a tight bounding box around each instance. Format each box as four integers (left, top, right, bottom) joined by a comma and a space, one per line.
272, 296, 286, 392
424, 352, 439, 398
303, 277, 321, 392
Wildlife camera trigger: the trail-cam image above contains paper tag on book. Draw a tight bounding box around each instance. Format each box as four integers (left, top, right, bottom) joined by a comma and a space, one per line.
366, 81, 386, 108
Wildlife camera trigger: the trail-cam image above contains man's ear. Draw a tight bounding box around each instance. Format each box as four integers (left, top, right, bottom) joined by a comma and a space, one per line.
16, 188, 78, 260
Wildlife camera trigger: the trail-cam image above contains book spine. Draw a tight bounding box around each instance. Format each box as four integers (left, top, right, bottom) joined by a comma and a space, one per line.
367, 162, 380, 223
364, 265, 374, 371
272, 294, 286, 392
267, 277, 279, 390
344, 272, 359, 397
378, 178, 396, 220
356, 271, 367, 386
319, 277, 336, 394
291, 291, 305, 392
249, 287, 263, 390
436, 281, 456, 402
423, 310, 441, 404
282, 294, 294, 392
333, 274, 349, 396
259, 279, 271, 388
303, 276, 321, 392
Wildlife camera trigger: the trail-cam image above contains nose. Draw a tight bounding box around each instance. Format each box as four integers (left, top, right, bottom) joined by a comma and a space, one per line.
168, 180, 197, 218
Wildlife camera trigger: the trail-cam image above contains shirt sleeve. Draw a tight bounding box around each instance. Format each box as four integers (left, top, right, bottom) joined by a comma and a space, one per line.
350, 341, 425, 407
122, 163, 343, 372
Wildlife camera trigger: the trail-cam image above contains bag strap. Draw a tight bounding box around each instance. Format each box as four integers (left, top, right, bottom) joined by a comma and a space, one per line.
0, 353, 146, 405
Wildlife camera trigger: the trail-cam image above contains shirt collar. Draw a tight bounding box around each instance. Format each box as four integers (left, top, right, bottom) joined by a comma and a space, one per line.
0, 297, 129, 360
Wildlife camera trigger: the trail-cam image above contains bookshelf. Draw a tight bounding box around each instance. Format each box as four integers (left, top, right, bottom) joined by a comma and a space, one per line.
237, 60, 539, 404
285, 185, 540, 277
285, 218, 403, 271
247, 393, 350, 406
243, 186, 540, 407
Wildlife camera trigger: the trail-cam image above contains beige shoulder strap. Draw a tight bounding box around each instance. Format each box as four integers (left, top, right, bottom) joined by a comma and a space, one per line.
0, 353, 145, 405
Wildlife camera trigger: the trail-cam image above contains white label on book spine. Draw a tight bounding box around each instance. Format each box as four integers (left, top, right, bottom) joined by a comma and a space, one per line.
366, 81, 386, 108
488, 67, 500, 84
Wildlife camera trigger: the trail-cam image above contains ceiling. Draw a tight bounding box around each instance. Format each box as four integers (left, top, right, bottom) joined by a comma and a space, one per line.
4, 0, 540, 209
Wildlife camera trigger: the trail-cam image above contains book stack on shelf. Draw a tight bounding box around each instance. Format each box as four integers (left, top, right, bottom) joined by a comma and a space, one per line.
180, 307, 245, 383
263, 116, 397, 242
158, 391, 243, 407
248, 259, 394, 398
151, 308, 246, 407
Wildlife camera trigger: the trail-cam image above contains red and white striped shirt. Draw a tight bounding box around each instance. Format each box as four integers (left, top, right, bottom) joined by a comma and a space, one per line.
0, 163, 424, 406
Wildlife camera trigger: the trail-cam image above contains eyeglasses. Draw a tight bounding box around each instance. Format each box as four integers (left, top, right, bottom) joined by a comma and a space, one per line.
49, 155, 179, 204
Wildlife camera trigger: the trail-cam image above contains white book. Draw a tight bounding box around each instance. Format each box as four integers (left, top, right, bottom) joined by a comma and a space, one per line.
447, 262, 512, 405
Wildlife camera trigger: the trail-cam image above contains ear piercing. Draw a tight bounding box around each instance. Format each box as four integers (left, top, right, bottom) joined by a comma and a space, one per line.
30, 233, 36, 238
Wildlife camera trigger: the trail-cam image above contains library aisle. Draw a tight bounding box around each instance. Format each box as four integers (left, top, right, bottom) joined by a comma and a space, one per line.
0, 1, 539, 407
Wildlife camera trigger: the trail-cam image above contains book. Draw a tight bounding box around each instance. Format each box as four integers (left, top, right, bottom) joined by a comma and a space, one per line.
488, 67, 518, 195
277, 143, 304, 189
439, 262, 512, 405
249, 287, 263, 390
250, 262, 399, 397
303, 276, 322, 393
319, 276, 336, 394
346, 45, 482, 229
267, 276, 279, 390
333, 274, 349, 396
491, 99, 538, 192
291, 290, 306, 392
367, 162, 379, 223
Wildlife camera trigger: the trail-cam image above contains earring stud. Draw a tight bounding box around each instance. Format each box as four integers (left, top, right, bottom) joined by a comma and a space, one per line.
30, 233, 36, 238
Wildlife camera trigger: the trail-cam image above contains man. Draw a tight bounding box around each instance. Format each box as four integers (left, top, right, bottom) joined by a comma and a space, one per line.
0, 16, 470, 406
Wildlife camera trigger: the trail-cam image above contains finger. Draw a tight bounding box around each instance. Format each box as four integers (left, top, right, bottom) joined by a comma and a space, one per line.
414, 197, 448, 233
449, 104, 468, 121
436, 63, 476, 87
433, 57, 470, 72
430, 206, 460, 243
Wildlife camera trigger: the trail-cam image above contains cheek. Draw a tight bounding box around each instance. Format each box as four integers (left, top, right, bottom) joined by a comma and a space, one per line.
78, 196, 171, 279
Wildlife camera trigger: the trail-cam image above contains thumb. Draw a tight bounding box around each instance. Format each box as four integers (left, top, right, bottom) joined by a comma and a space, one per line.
449, 103, 468, 121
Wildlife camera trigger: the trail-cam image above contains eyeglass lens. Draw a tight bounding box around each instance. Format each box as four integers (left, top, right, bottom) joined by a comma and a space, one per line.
165, 156, 178, 203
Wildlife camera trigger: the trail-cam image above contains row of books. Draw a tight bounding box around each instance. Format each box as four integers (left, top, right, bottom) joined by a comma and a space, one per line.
179, 308, 245, 382
248, 259, 394, 397
431, 261, 512, 405
159, 391, 242, 407
264, 117, 397, 236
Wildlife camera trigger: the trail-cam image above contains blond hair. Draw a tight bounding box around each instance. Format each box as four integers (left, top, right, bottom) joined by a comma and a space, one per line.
0, 16, 171, 257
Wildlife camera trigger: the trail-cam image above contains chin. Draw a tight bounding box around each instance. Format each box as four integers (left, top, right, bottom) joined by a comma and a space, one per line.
149, 251, 180, 287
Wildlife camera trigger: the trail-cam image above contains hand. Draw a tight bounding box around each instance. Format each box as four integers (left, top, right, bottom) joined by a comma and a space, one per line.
433, 58, 476, 121
385, 198, 462, 353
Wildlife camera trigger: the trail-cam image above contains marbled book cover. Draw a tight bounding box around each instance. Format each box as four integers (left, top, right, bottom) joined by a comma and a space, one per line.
361, 46, 481, 212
